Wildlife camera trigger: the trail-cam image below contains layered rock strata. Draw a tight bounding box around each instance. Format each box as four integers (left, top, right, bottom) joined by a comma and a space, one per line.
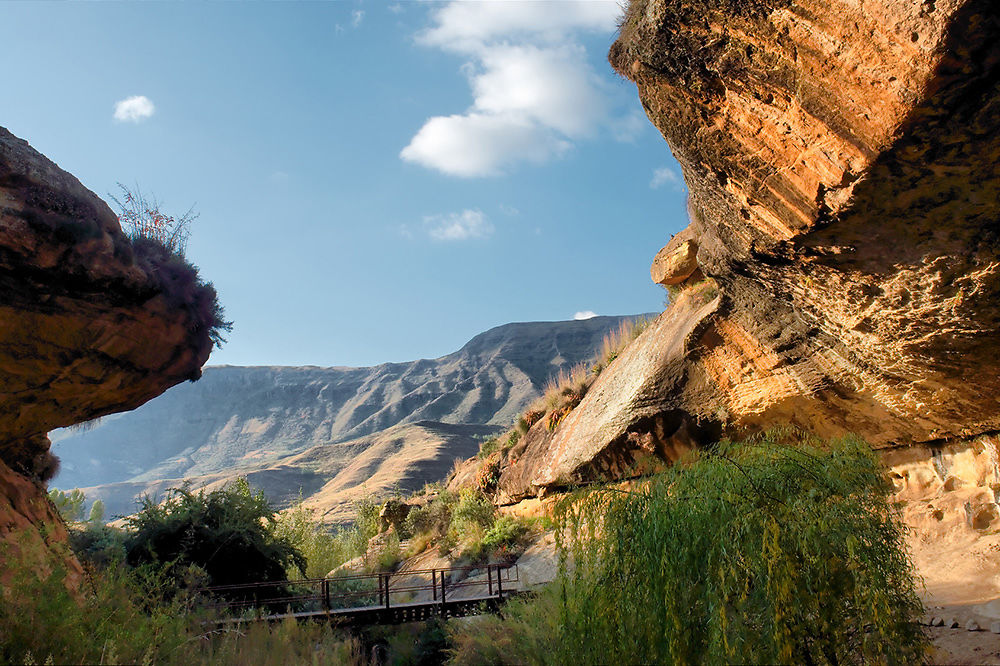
0, 127, 220, 578
498, 0, 1000, 498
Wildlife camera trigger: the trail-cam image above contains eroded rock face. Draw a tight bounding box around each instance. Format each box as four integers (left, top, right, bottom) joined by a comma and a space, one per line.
497, 0, 1000, 496
0, 127, 219, 581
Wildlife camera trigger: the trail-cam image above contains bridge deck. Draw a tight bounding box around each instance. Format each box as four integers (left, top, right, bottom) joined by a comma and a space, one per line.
219, 594, 513, 626
200, 563, 520, 627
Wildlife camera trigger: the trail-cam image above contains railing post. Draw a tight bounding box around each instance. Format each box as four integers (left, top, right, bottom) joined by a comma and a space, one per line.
440, 572, 447, 604
496, 566, 503, 599
384, 573, 391, 610
378, 574, 383, 607
322, 579, 330, 611
432, 570, 437, 601
488, 564, 493, 596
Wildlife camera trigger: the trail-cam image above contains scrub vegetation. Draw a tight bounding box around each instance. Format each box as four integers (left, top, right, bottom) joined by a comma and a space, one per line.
449, 433, 928, 665
110, 182, 232, 348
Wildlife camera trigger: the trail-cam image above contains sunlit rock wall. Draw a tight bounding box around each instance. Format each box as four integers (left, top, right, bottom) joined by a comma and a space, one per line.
497, 0, 1000, 498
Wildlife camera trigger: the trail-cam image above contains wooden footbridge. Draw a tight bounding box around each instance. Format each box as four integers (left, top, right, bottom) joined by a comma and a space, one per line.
197, 563, 520, 627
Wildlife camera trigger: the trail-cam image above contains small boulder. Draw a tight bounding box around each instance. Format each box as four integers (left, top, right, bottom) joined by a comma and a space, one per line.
931, 616, 944, 627
966, 619, 982, 632
990, 621, 1000, 634
651, 230, 699, 286
947, 617, 960, 628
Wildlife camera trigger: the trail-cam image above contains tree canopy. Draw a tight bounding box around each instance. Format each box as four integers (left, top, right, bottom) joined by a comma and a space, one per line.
124, 478, 305, 589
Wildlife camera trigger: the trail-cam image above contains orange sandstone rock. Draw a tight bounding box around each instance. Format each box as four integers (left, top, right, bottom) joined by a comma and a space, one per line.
0, 127, 219, 585
498, 0, 1000, 497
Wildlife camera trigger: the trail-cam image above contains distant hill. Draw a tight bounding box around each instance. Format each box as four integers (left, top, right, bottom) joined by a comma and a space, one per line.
77, 421, 503, 522
52, 315, 652, 496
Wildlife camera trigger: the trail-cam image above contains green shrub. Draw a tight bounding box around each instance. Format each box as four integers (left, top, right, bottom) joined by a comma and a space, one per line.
0, 538, 368, 665
404, 491, 456, 541
124, 478, 305, 591
68, 523, 128, 569
274, 501, 347, 579
375, 531, 402, 572
451, 488, 495, 530
481, 515, 528, 555
450, 433, 928, 664
477, 437, 502, 459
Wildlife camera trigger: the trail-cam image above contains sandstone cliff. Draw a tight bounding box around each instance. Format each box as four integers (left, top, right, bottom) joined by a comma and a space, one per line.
0, 127, 222, 580
495, 0, 1000, 499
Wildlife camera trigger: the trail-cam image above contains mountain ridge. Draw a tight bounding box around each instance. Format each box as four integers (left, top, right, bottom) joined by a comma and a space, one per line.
52, 314, 654, 493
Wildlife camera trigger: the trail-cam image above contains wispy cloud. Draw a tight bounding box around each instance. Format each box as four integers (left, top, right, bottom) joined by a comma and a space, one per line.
336, 8, 365, 32
574, 310, 598, 320
401, 1, 623, 177
423, 209, 494, 241
113, 95, 155, 123
650, 166, 684, 190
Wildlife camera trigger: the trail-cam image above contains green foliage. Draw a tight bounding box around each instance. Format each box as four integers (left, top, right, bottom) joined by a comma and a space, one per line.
375, 530, 402, 571
273, 501, 343, 579
124, 478, 305, 589
451, 487, 495, 530
403, 488, 533, 562
353, 494, 382, 545
477, 436, 502, 459
0, 536, 368, 665
450, 434, 928, 664
481, 515, 528, 555
48, 488, 86, 522
87, 499, 105, 525
404, 490, 456, 542
0, 537, 187, 665
68, 523, 128, 569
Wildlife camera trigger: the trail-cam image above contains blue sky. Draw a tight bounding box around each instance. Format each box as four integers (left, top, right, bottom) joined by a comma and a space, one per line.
4, 1, 689, 367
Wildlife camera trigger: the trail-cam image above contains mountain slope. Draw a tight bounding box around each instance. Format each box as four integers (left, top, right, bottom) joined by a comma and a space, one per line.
78, 421, 502, 522
52, 315, 650, 490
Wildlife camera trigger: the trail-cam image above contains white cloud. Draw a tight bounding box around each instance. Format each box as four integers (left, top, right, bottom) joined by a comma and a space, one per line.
401, 1, 621, 177
651, 166, 684, 190
113, 95, 155, 123
351, 9, 364, 27
574, 311, 598, 320
402, 112, 569, 178
417, 1, 617, 53
424, 209, 494, 241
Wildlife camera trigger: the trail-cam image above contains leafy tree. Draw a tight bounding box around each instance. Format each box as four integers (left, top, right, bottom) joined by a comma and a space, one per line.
87, 499, 105, 525
450, 433, 927, 665
48, 488, 86, 522
123, 478, 305, 591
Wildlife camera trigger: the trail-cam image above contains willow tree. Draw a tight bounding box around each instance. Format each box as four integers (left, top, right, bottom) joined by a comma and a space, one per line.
450, 433, 927, 665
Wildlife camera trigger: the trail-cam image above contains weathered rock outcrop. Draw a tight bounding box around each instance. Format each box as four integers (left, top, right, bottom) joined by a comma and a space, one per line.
498, 0, 1000, 497
0, 127, 220, 578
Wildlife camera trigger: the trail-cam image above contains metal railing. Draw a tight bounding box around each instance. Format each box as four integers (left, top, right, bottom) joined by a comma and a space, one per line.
195, 563, 519, 619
